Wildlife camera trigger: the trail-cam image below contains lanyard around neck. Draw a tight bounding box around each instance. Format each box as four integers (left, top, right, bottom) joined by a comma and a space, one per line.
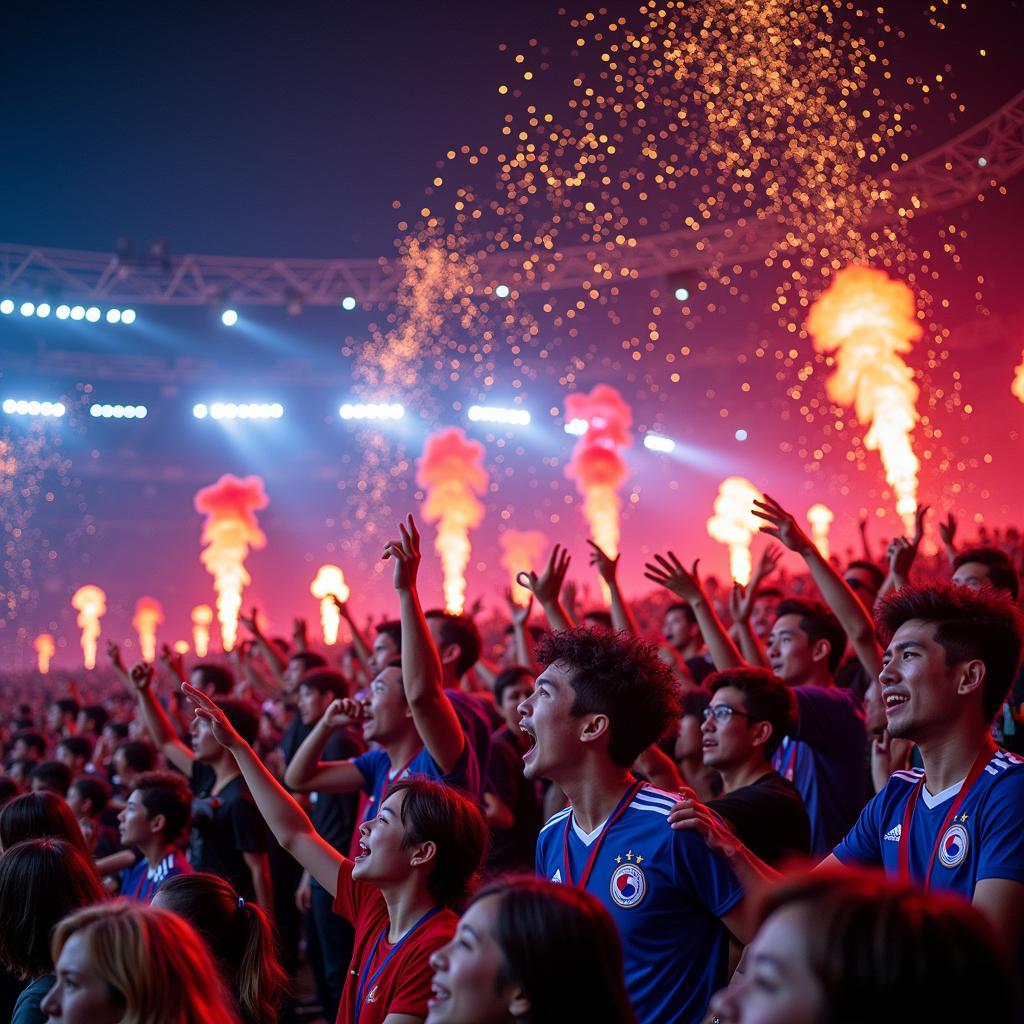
562, 780, 644, 890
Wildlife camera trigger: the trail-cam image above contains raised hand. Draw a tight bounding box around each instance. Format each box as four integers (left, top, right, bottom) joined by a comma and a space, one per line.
292, 618, 308, 651
562, 578, 579, 619
321, 697, 364, 729
129, 661, 155, 693
381, 514, 422, 591
586, 539, 620, 584
238, 606, 262, 637
181, 682, 244, 750
106, 641, 126, 673
518, 544, 571, 607
503, 586, 534, 627
938, 511, 957, 548
666, 795, 742, 857
751, 494, 813, 554
158, 642, 185, 683
643, 551, 705, 604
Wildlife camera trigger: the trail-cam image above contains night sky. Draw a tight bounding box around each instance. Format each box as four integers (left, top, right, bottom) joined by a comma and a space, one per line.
3, 1, 1024, 669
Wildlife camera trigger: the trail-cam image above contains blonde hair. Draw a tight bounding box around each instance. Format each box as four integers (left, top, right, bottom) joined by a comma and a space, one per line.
51, 901, 241, 1024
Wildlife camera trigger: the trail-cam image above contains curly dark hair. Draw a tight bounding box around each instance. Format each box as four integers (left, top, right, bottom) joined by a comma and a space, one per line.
535, 627, 682, 767
877, 584, 1024, 723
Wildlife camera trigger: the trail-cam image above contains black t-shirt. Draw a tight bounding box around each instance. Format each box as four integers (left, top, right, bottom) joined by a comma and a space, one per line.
484, 727, 543, 876
835, 655, 871, 704
189, 762, 269, 900
685, 653, 715, 685
709, 770, 811, 867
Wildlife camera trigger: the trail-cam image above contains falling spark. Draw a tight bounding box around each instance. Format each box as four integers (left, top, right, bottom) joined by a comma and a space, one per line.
808, 265, 923, 532
417, 428, 489, 614
707, 478, 762, 585
499, 529, 547, 605
807, 504, 835, 560
132, 596, 164, 662
193, 474, 269, 652
311, 565, 351, 645
564, 384, 633, 571
191, 604, 213, 657
71, 585, 106, 670
1013, 352, 1024, 405
34, 633, 55, 674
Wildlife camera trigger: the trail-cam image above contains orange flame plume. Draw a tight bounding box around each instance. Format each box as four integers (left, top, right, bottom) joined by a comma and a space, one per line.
807, 504, 835, 560
132, 596, 164, 662
173, 640, 190, 655
34, 633, 55, 674
191, 604, 213, 657
808, 265, 922, 532
1013, 352, 1024, 405
563, 385, 633, 594
311, 565, 351, 645
193, 474, 269, 652
707, 478, 762, 585
71, 585, 106, 670
499, 529, 547, 606
417, 428, 489, 614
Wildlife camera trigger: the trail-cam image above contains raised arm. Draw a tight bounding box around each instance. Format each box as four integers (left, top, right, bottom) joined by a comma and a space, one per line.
127, 662, 194, 775
182, 683, 344, 896
386, 515, 466, 776
334, 596, 374, 673
644, 553, 745, 671
504, 589, 539, 676
519, 544, 575, 632
283, 698, 368, 793
238, 607, 288, 681
938, 511, 958, 565
728, 544, 782, 668
753, 495, 883, 681
587, 540, 641, 635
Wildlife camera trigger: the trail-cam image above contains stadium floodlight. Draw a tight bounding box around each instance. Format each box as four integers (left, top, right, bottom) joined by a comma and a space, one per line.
735, 428, 748, 442
338, 402, 405, 421
202, 402, 283, 421
85, 307, 101, 322
90, 404, 148, 419
564, 418, 589, 436
0, 299, 13, 315
121, 309, 137, 324
643, 433, 676, 454
221, 309, 239, 327
2, 398, 66, 418
35, 303, 51, 318
341, 296, 357, 311
55, 305, 71, 319
493, 284, 511, 299
467, 404, 531, 426
106, 308, 122, 324
19, 302, 35, 317
70, 306, 85, 320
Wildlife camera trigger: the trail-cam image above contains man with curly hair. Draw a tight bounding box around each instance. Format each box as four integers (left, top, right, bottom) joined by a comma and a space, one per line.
520, 626, 753, 1024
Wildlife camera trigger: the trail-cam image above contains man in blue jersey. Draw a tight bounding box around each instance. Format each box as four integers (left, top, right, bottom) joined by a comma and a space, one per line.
284, 514, 480, 824
519, 626, 753, 1024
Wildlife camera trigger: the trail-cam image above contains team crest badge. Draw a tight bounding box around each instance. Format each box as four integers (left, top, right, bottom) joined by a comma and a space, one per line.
938, 823, 969, 869
610, 863, 646, 908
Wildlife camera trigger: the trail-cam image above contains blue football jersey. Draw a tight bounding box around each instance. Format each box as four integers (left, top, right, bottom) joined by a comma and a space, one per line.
834, 748, 1024, 897
535, 784, 743, 1024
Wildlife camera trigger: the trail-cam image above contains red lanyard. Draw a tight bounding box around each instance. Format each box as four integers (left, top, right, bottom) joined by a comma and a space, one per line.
371, 747, 423, 813
897, 741, 994, 889
562, 780, 644, 890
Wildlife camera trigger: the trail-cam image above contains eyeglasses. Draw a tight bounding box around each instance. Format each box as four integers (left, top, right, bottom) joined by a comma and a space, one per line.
701, 705, 756, 725
844, 577, 871, 593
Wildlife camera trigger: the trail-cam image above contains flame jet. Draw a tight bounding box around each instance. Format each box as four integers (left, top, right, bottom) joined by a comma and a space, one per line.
191, 605, 213, 657
132, 597, 164, 662
1013, 352, 1024, 405
707, 478, 762, 585
193, 475, 269, 652
416, 428, 488, 614
808, 265, 923, 532
311, 565, 350, 645
35, 633, 55, 674
499, 529, 547, 606
563, 385, 633, 597
71, 585, 106, 670
807, 504, 835, 560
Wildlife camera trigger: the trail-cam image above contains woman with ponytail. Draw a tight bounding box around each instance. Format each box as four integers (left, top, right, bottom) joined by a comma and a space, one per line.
154, 871, 287, 1024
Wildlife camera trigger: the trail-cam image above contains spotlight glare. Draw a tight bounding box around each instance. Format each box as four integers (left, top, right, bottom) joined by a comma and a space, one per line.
193, 403, 209, 419
55, 304, 70, 319
674, 286, 690, 302
564, 417, 589, 436
221, 309, 238, 327
735, 429, 748, 442
978, 156, 988, 167
338, 401, 405, 422
0, 299, 13, 315
494, 284, 511, 299
121, 308, 137, 324
643, 432, 676, 453
3, 398, 65, 418
106, 308, 121, 324
36, 303, 51, 318
467, 404, 531, 426
85, 307, 101, 322
70, 305, 85, 320
20, 302, 35, 317
341, 296, 357, 311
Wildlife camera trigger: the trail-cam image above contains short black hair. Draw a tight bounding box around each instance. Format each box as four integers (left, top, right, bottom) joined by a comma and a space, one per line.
289, 650, 327, 672
425, 610, 482, 676
665, 601, 697, 626
30, 760, 72, 797
388, 778, 486, 906
11, 730, 46, 758
753, 586, 785, 602
68, 775, 111, 816
191, 663, 235, 695
775, 598, 847, 675
953, 548, 1020, 601
298, 668, 347, 700
494, 666, 534, 706
375, 620, 402, 653
708, 667, 798, 757
79, 704, 109, 733
217, 698, 260, 746
845, 560, 885, 592
51, 698, 79, 719
535, 627, 682, 767
103, 721, 129, 742
582, 610, 614, 630
877, 584, 1024, 722
115, 740, 157, 774
58, 736, 94, 762
132, 771, 193, 844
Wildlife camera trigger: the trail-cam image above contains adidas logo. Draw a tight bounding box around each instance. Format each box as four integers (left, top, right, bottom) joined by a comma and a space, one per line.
884, 825, 902, 842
